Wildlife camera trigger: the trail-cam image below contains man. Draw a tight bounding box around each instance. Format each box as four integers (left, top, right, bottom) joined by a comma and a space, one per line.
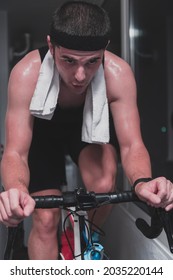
0, 1, 173, 260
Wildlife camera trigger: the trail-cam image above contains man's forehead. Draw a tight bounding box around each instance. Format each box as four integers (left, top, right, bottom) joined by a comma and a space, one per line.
57, 46, 104, 58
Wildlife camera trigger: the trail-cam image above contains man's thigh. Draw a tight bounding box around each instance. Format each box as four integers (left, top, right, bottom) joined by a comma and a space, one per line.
78, 143, 118, 192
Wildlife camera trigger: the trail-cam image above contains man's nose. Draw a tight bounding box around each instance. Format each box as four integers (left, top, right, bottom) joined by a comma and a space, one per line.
75, 66, 86, 82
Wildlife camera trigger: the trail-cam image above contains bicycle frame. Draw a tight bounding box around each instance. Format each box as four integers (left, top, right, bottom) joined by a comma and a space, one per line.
61, 207, 89, 260
61, 205, 105, 260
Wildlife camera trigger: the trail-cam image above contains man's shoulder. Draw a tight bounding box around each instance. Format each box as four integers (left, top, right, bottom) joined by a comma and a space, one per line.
20, 49, 41, 67
104, 50, 133, 81
104, 50, 130, 69
10, 49, 41, 80
8, 49, 41, 100
104, 50, 136, 102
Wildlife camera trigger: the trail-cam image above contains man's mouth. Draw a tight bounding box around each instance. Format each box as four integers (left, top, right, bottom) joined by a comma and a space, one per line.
72, 83, 85, 88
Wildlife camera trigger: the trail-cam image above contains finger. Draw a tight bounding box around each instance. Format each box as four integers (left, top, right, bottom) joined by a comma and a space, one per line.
154, 178, 173, 202
20, 193, 36, 217
0, 193, 13, 217
138, 187, 161, 205
0, 201, 23, 225
23, 201, 35, 216
0, 202, 10, 222
0, 212, 5, 224
3, 221, 20, 227
161, 181, 173, 208
165, 204, 173, 211
6, 218, 23, 227
8, 189, 25, 218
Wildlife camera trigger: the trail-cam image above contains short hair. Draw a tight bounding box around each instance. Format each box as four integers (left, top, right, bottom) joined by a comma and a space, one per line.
49, 1, 111, 51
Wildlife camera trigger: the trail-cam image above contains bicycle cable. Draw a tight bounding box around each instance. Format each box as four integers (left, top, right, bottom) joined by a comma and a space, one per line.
62, 208, 92, 259
62, 210, 75, 259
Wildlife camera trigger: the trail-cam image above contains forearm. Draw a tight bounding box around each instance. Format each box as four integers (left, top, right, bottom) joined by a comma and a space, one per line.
121, 143, 152, 186
1, 151, 30, 193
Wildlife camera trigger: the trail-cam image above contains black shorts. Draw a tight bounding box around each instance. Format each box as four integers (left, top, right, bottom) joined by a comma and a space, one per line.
28, 104, 119, 193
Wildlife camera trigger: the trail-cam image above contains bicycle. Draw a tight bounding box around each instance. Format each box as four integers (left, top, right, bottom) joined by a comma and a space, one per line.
4, 187, 173, 260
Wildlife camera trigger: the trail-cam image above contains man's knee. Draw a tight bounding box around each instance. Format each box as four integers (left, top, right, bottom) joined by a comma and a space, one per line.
87, 174, 116, 193
32, 208, 60, 236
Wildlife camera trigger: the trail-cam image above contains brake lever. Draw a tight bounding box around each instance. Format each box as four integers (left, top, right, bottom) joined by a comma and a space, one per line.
135, 207, 163, 239
135, 207, 173, 253
158, 208, 173, 253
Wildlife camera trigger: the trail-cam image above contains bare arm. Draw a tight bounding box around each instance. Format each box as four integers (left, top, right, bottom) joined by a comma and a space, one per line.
0, 50, 40, 225
1, 80, 33, 193
105, 51, 173, 210
105, 51, 151, 183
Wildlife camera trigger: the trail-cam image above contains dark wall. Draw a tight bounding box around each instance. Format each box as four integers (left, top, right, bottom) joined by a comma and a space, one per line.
130, 0, 173, 180
102, 0, 121, 56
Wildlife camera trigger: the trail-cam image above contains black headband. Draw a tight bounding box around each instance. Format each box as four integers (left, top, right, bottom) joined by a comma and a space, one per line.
51, 31, 109, 51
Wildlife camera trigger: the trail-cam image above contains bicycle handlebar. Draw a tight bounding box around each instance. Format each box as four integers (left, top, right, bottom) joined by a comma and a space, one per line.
33, 189, 139, 210
32, 188, 173, 254
4, 188, 173, 259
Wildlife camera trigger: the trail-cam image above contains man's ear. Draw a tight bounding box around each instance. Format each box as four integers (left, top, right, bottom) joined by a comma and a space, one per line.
47, 35, 54, 55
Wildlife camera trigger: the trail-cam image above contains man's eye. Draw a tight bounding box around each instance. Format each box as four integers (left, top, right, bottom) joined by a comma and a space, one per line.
88, 58, 98, 64
64, 58, 74, 64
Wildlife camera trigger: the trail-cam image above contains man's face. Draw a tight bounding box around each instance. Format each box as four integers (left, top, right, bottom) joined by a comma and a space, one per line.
52, 46, 104, 94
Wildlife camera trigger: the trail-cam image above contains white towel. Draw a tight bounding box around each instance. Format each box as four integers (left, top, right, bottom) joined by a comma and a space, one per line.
30, 50, 110, 144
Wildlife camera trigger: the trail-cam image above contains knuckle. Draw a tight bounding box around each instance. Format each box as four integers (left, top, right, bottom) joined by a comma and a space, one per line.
0, 192, 8, 200
8, 212, 13, 218
158, 176, 166, 184
11, 206, 20, 216
3, 216, 9, 223
162, 189, 167, 196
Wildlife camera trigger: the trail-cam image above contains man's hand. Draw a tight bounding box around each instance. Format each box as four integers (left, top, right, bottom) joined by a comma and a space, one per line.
135, 177, 173, 211
0, 188, 35, 227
